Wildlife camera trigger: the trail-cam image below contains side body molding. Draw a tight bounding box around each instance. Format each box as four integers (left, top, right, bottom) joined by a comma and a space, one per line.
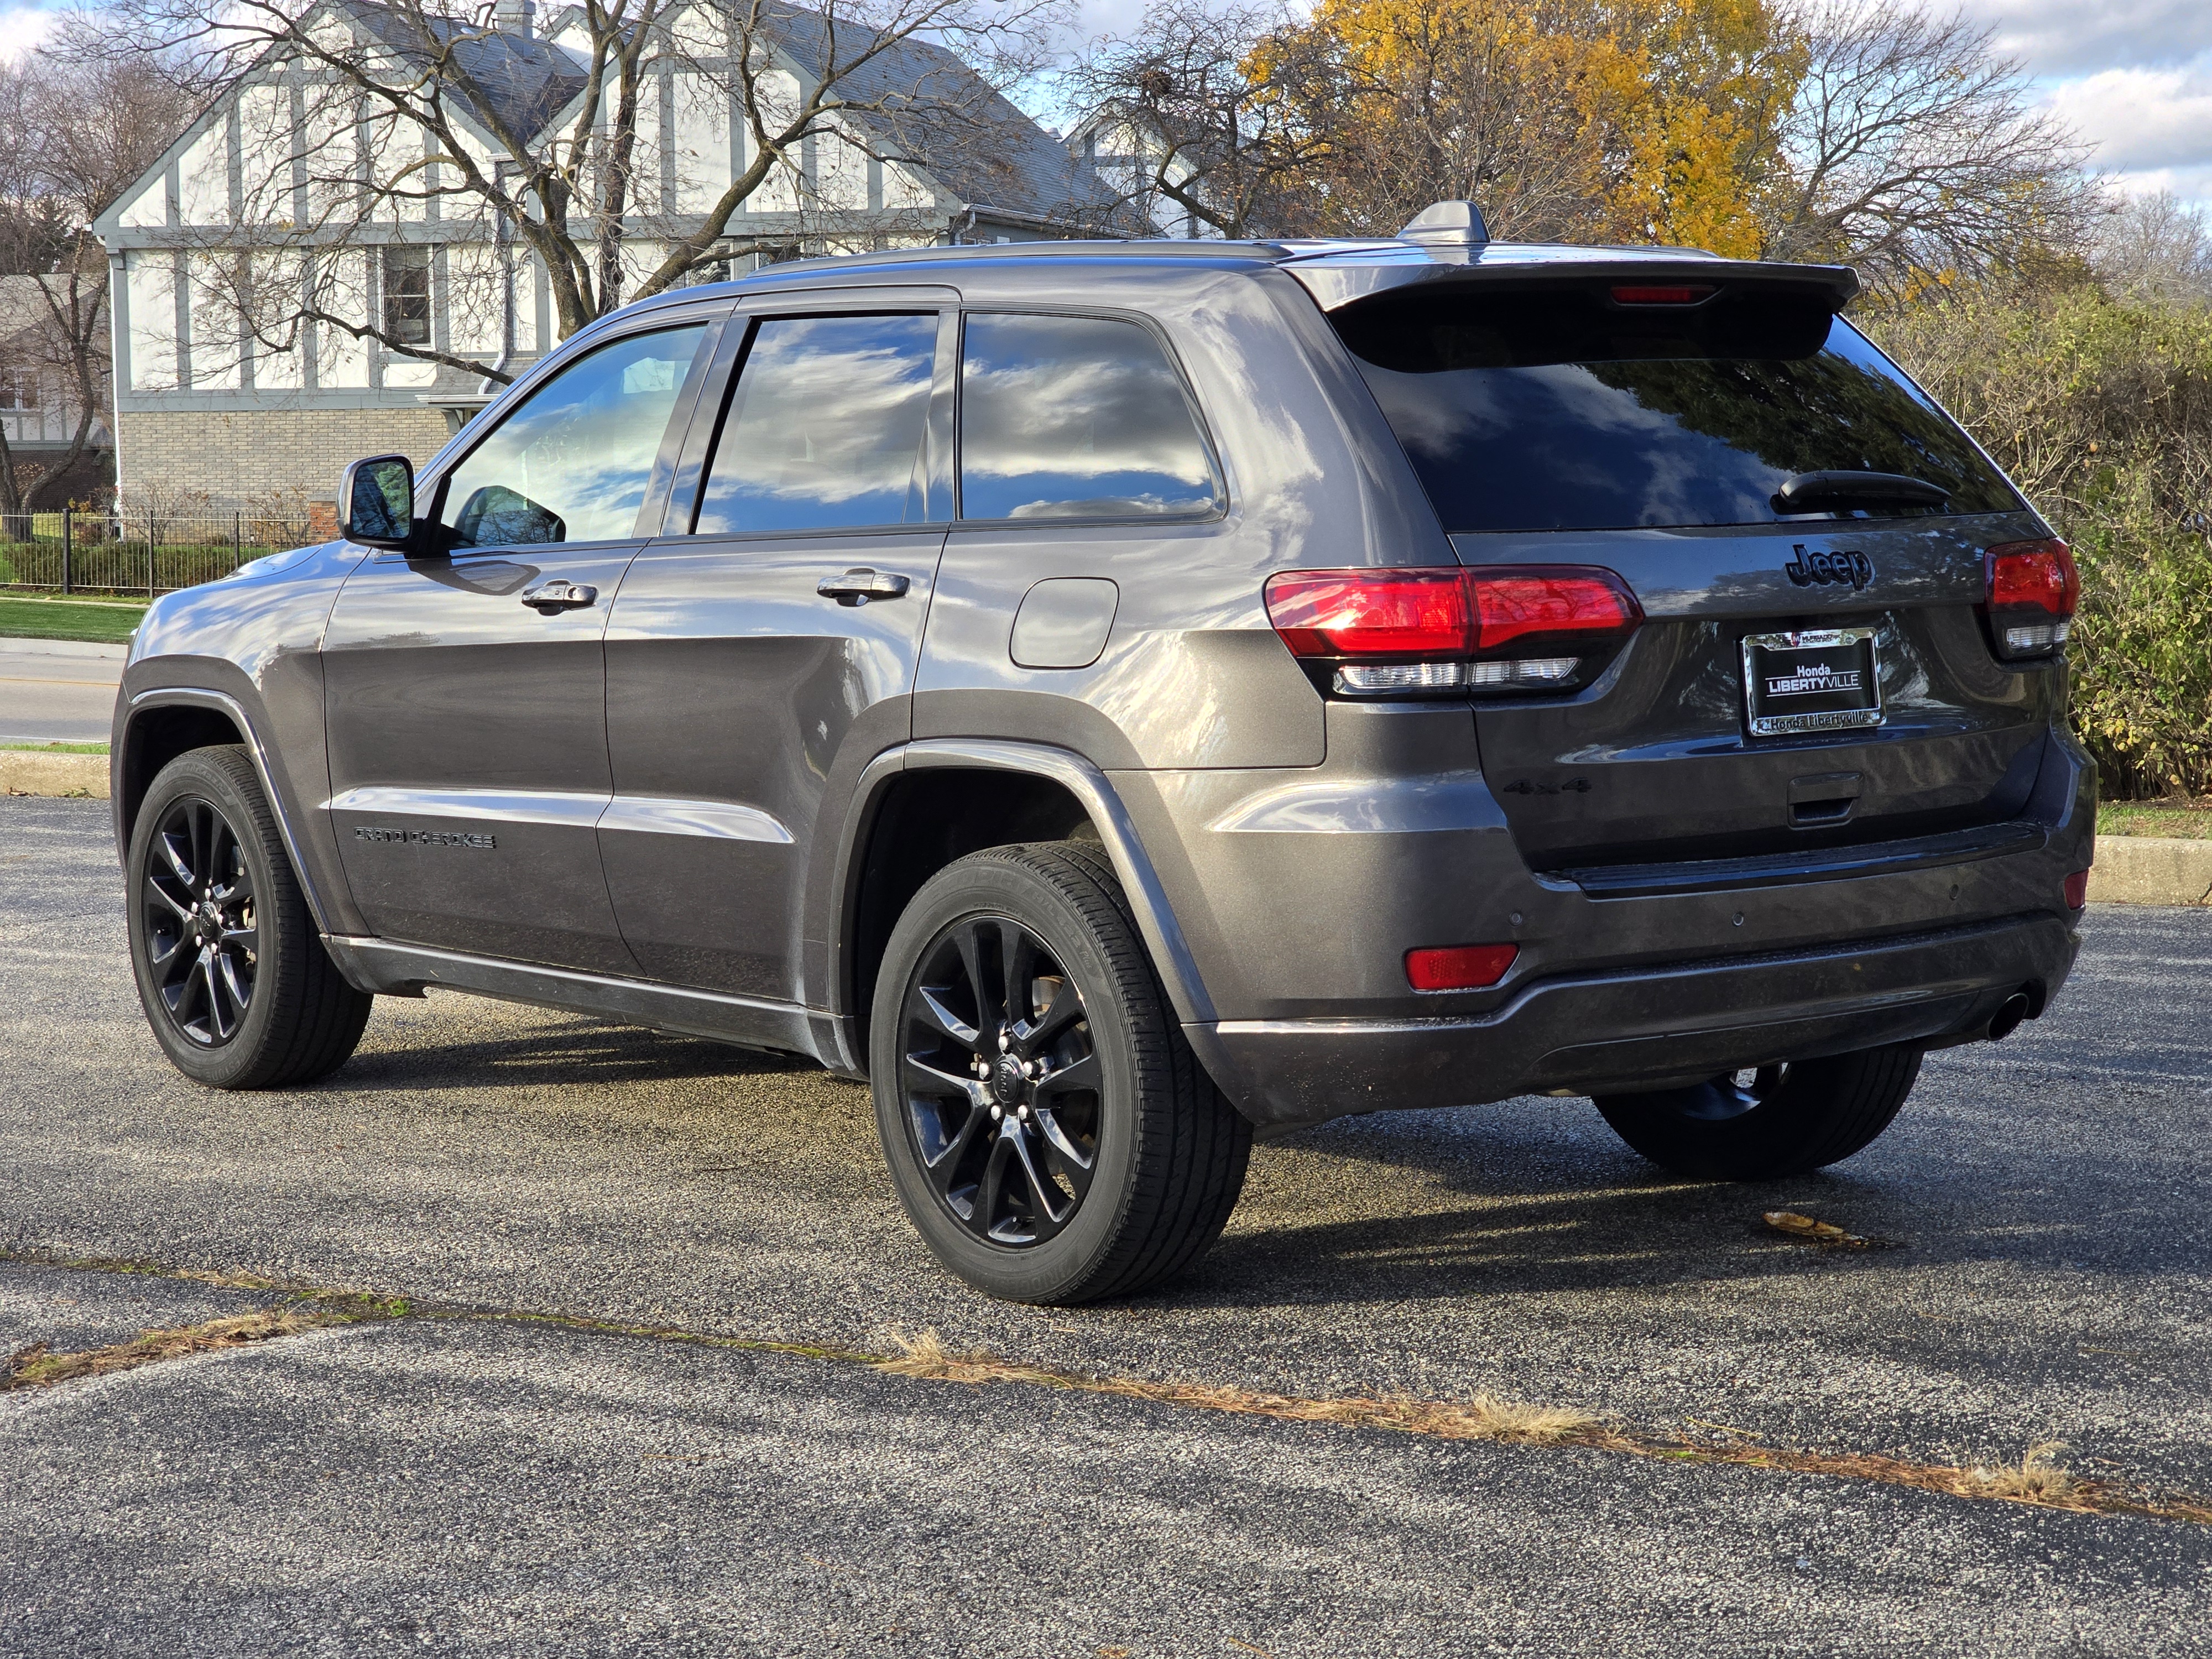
820, 739, 1220, 1073
121, 687, 340, 936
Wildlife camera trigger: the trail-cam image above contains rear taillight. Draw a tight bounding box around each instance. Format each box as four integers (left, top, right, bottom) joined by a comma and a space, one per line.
1984, 539, 2078, 660
1264, 565, 1641, 697
1611, 284, 1715, 305
2064, 868, 2090, 910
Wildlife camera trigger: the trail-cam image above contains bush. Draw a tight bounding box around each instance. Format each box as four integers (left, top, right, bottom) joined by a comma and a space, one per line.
1867, 289, 2212, 798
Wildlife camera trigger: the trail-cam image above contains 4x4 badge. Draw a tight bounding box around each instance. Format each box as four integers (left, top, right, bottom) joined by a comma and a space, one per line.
1785, 546, 1873, 589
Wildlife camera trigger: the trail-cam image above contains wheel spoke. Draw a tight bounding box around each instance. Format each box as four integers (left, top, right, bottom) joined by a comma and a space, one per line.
919, 1101, 985, 1186
1008, 1125, 1071, 1225
912, 984, 979, 1049
215, 951, 253, 1029
156, 831, 193, 886
1000, 921, 1039, 1025
904, 1053, 988, 1106
971, 1135, 1013, 1237
169, 951, 210, 1028
187, 802, 211, 889
145, 875, 194, 924
1032, 1105, 1095, 1178
1018, 975, 1084, 1050
954, 922, 999, 1036
1032, 1051, 1100, 1099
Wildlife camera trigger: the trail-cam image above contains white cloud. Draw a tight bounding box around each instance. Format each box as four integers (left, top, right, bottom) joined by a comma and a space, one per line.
2050, 58, 2212, 171
1950, 0, 2212, 76
0, 4, 54, 60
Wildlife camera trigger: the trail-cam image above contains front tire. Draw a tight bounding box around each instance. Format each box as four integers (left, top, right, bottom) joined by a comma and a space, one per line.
1592, 1044, 1923, 1181
870, 842, 1250, 1305
126, 745, 372, 1089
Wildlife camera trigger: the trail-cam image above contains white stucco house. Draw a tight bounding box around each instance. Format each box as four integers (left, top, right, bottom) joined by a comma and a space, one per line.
92, 0, 1128, 512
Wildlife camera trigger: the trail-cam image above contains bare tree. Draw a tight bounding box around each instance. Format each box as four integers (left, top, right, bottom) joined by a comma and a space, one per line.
2093, 191, 2212, 308
0, 52, 199, 511
78, 0, 1070, 383
1761, 0, 2095, 292
1058, 0, 1333, 239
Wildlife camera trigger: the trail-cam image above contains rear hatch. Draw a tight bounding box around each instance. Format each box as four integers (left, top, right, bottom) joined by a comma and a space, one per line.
1311, 257, 2065, 875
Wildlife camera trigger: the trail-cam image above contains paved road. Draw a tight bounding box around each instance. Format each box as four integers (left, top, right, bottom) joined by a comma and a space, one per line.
0, 639, 124, 744
3, 795, 2209, 1654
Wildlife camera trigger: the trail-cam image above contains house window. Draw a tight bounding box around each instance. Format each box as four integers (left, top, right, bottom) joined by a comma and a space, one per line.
383, 247, 432, 346
0, 368, 39, 410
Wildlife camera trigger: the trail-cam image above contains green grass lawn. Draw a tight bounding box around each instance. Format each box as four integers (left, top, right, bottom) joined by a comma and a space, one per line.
0, 593, 147, 644
0, 740, 108, 754
2098, 802, 2212, 839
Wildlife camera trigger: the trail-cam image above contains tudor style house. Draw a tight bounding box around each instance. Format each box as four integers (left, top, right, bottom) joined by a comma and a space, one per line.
93, 0, 1124, 512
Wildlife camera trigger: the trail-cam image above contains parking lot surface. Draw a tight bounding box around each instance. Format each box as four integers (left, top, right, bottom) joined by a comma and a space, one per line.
3, 795, 2209, 1654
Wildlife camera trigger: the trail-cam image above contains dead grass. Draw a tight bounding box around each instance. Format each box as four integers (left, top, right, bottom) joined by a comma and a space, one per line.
1964, 1442, 2081, 1504
7, 1308, 338, 1389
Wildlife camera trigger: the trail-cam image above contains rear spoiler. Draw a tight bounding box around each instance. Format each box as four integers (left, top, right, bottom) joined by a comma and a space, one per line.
1279, 246, 1861, 314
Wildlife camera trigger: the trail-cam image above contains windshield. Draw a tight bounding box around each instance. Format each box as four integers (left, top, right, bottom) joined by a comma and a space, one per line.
1333, 289, 2020, 534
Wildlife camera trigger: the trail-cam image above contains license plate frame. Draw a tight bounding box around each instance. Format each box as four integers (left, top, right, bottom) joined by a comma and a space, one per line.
1741, 628, 1884, 738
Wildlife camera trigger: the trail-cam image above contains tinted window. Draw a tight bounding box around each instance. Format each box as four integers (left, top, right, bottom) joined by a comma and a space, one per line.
1334, 293, 2018, 534
439, 324, 708, 547
959, 313, 1219, 521
695, 312, 940, 535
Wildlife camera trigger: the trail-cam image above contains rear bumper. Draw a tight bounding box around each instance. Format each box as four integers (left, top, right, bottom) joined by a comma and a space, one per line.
1185, 912, 2077, 1130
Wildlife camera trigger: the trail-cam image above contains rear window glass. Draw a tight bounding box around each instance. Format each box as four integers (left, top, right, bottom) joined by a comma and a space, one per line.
1333, 290, 2018, 534
959, 312, 1221, 521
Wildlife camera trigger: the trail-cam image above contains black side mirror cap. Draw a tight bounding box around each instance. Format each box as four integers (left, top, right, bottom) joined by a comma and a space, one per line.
341, 455, 416, 549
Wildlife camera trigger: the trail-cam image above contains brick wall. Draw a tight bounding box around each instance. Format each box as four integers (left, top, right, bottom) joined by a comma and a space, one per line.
114, 406, 451, 512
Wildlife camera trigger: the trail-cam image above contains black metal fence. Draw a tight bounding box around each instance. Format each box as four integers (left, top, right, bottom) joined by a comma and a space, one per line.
0, 509, 319, 598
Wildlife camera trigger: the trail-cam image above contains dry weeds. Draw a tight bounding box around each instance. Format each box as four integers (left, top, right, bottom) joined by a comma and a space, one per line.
1964, 1442, 2081, 1503
7, 1308, 338, 1389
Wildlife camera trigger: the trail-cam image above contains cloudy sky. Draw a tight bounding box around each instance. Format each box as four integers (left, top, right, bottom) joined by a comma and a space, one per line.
3, 0, 2206, 209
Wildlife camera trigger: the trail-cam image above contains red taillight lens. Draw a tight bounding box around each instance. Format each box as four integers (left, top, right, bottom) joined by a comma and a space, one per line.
1611, 284, 1714, 305
2064, 868, 2090, 909
1264, 568, 1472, 658
1467, 567, 1642, 652
1984, 539, 2078, 660
1986, 539, 2079, 616
1407, 943, 1519, 991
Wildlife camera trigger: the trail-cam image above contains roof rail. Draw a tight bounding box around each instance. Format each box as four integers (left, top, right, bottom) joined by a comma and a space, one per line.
1397, 201, 1489, 246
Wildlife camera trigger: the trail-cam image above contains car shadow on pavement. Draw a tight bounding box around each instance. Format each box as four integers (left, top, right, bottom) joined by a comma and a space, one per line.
315, 1015, 818, 1094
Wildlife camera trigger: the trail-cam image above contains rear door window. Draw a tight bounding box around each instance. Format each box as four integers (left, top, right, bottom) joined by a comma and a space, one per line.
693, 312, 940, 534
958, 312, 1221, 521
1333, 291, 2018, 534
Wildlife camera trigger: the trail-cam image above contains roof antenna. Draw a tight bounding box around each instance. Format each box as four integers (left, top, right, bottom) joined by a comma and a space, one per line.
1397, 201, 1489, 246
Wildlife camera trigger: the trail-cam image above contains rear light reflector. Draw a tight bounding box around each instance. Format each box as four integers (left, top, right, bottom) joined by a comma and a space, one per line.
2064, 868, 2090, 909
1266, 566, 1640, 697
1611, 284, 1715, 305
1406, 943, 1519, 992
1984, 539, 2078, 660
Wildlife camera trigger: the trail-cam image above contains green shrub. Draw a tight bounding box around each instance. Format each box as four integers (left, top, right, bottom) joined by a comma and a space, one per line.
1868, 290, 2212, 799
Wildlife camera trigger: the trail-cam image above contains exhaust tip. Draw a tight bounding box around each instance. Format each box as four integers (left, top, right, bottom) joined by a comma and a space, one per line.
1986, 991, 2033, 1043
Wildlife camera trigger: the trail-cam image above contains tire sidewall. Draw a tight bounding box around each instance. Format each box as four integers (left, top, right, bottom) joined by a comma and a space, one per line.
126, 749, 296, 1088
870, 854, 1151, 1304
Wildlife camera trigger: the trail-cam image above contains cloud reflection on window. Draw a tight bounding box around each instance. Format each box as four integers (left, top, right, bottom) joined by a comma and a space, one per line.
960, 314, 1220, 521
695, 314, 939, 535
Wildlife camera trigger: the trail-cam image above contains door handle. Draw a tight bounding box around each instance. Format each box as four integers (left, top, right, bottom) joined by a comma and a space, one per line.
816, 568, 910, 607
521, 579, 598, 614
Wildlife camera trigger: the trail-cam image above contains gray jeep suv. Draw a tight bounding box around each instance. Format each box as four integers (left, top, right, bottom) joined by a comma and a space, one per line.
113, 202, 2094, 1303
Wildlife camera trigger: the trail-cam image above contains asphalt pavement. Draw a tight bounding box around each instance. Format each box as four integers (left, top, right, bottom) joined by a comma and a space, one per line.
3, 795, 2209, 1655
0, 639, 124, 744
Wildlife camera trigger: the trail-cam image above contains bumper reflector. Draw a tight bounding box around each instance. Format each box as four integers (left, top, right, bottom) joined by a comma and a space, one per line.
2064, 868, 2090, 909
1406, 943, 1519, 991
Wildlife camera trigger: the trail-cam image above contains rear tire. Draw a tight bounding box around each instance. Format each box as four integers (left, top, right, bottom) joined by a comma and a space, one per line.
126, 745, 372, 1089
870, 841, 1251, 1305
1592, 1044, 1923, 1181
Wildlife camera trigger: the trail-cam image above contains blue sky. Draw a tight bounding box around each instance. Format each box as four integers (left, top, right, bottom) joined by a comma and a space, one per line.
6, 0, 2205, 211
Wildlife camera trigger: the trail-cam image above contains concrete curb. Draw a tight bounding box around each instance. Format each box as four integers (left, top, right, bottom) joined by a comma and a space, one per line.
2086, 836, 2212, 907
0, 752, 108, 799
0, 636, 131, 660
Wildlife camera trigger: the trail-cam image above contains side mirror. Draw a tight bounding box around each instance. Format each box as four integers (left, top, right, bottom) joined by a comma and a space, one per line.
341, 455, 415, 548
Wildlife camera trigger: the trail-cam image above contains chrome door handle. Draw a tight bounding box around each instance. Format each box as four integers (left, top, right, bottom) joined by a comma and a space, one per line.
816, 568, 910, 607
521, 579, 598, 614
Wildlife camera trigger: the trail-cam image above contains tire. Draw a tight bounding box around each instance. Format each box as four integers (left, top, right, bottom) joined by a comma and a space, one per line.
1592, 1043, 1924, 1181
870, 841, 1251, 1305
126, 745, 372, 1090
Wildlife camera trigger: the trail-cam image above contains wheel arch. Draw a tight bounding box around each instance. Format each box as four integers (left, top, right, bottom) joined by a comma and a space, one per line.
828, 740, 1217, 1073
116, 688, 337, 934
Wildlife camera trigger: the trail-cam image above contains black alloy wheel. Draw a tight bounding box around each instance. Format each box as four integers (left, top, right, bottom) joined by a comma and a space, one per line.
127, 745, 373, 1089
870, 842, 1251, 1305
898, 915, 1102, 1247
140, 794, 260, 1046
1593, 1044, 1923, 1180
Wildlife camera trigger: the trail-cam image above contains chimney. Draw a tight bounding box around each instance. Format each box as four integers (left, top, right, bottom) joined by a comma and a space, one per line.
494, 0, 535, 38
